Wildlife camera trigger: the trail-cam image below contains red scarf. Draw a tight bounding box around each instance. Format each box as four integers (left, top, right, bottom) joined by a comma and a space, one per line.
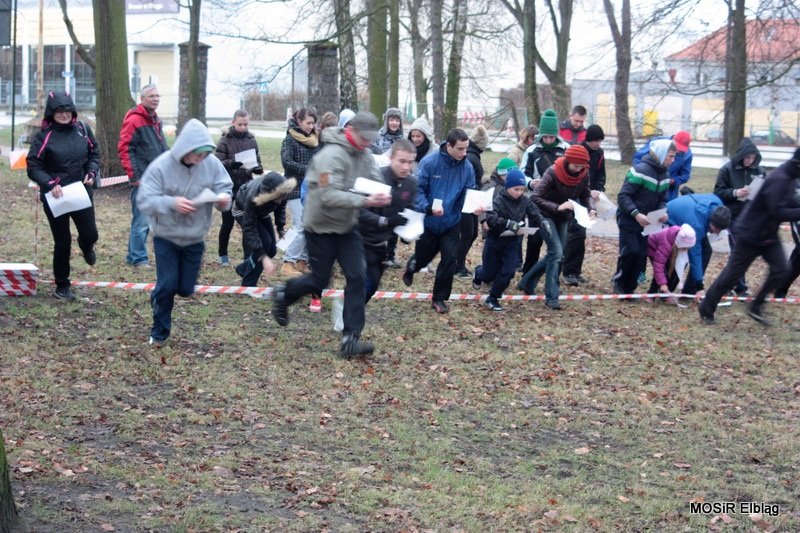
553, 157, 587, 187
344, 129, 366, 151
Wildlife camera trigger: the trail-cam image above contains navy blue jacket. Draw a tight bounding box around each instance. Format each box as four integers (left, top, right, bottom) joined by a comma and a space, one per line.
415, 144, 476, 234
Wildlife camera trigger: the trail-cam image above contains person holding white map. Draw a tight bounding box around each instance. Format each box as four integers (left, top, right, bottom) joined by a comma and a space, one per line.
27, 90, 100, 301
137, 119, 232, 346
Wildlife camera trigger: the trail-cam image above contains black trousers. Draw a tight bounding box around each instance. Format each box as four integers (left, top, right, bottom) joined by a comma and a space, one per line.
699, 238, 787, 316
562, 219, 587, 277
775, 221, 800, 297
612, 217, 647, 294
284, 230, 366, 337
42, 192, 98, 289
521, 232, 543, 274
364, 243, 388, 302
456, 213, 478, 272
409, 224, 460, 301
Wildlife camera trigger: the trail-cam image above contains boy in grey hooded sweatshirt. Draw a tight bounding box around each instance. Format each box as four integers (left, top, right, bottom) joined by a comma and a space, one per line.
138, 119, 233, 345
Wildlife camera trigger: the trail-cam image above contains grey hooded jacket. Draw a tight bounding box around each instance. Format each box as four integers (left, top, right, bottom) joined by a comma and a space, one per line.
137, 119, 233, 247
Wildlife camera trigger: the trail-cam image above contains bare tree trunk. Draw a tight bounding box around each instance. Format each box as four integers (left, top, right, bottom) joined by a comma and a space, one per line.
367, 0, 388, 116
334, 0, 359, 110
532, 0, 573, 117
0, 428, 18, 533
723, 0, 746, 157
188, 0, 203, 122
443, 0, 468, 134
92, 0, 134, 177
430, 0, 445, 138
388, 0, 400, 108
603, 0, 635, 164
408, 0, 429, 120
501, 0, 541, 129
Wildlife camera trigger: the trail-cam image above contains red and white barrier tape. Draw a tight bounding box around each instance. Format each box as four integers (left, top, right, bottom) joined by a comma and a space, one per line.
36, 279, 800, 304
27, 174, 129, 191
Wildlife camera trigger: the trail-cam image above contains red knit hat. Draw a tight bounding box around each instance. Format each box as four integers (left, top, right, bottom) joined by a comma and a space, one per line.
564, 145, 590, 165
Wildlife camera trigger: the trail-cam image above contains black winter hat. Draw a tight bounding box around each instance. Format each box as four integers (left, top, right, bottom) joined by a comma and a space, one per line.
585, 124, 605, 143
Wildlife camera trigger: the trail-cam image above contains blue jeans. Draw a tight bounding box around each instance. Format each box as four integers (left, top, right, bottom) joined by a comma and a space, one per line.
150, 237, 205, 341
476, 235, 521, 299
127, 186, 150, 265
518, 218, 568, 306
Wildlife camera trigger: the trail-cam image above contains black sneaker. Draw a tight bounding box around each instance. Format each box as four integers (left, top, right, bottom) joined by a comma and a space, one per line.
82, 246, 96, 266
432, 300, 449, 314
383, 258, 402, 269
735, 288, 751, 298
454, 269, 471, 278
271, 284, 289, 326
472, 270, 482, 291
54, 286, 76, 301
698, 307, 716, 325
402, 257, 417, 287
576, 275, 588, 284
746, 305, 772, 327
545, 301, 562, 310
485, 297, 503, 312
563, 274, 580, 286
340, 334, 375, 358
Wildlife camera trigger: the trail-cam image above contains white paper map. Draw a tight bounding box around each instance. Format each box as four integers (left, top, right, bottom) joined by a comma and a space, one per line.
352, 177, 391, 196
234, 149, 258, 169
462, 189, 493, 213
641, 208, 667, 236
569, 200, 596, 229
45, 182, 92, 218
191, 188, 228, 205
393, 209, 425, 242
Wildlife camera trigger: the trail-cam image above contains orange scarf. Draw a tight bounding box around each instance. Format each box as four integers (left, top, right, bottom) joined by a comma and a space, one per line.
553, 157, 587, 187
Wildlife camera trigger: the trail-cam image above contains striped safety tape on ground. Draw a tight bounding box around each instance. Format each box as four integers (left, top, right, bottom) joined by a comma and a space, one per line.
34, 279, 800, 304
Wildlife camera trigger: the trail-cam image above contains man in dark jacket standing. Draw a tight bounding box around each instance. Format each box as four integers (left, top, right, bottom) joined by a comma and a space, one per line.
359, 139, 418, 301
562, 124, 607, 285
713, 137, 766, 296
402, 128, 480, 314
699, 148, 800, 326
118, 84, 169, 268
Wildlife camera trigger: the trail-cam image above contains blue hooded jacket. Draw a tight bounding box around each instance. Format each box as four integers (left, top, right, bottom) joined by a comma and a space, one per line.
634, 136, 693, 201
415, 143, 476, 234
666, 193, 723, 286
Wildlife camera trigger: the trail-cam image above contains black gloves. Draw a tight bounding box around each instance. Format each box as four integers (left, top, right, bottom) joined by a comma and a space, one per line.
231, 161, 244, 169
387, 213, 408, 227
506, 220, 521, 232
252, 166, 264, 175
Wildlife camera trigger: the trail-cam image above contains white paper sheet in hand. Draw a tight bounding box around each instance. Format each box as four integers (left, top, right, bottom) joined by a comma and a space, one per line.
746, 177, 764, 200
462, 189, 493, 213
234, 148, 258, 169
569, 200, 595, 229
352, 177, 391, 196
641, 208, 667, 236
276, 228, 298, 252
393, 209, 425, 242
499, 227, 538, 237
45, 182, 92, 218
595, 192, 617, 220
191, 188, 227, 204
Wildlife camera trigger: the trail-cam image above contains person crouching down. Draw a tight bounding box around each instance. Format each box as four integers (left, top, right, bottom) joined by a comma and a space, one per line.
646, 224, 696, 299
233, 172, 297, 287
473, 169, 542, 311
137, 119, 233, 346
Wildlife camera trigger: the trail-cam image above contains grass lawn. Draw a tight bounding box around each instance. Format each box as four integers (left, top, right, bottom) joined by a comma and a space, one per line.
1, 136, 798, 532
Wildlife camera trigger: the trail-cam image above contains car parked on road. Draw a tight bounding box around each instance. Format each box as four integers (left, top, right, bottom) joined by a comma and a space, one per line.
749, 130, 796, 146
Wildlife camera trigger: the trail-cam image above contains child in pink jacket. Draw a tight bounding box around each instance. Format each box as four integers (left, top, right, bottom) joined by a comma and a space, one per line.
647, 224, 696, 296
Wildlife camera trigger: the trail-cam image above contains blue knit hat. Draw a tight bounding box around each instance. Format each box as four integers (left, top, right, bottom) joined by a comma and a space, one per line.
505, 169, 526, 189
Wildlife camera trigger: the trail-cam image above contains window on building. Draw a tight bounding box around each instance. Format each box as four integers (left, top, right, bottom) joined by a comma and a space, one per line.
0, 46, 22, 105
73, 46, 95, 106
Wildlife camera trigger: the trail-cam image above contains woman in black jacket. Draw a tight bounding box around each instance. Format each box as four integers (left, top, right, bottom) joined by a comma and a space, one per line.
279, 107, 320, 277
27, 91, 100, 301
215, 110, 263, 265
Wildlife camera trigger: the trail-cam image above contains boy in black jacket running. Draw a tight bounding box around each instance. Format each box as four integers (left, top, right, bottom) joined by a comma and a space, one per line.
473, 169, 542, 311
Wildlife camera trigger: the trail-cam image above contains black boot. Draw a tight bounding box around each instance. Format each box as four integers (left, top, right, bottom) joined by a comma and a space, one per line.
340, 334, 375, 358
